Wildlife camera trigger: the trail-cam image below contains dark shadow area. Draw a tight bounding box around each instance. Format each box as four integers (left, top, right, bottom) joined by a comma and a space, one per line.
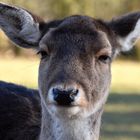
101, 93, 140, 140
107, 93, 140, 104
103, 112, 140, 124
102, 130, 140, 139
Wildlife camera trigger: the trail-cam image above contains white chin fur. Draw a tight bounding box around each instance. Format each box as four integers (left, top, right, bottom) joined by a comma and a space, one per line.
47, 105, 81, 119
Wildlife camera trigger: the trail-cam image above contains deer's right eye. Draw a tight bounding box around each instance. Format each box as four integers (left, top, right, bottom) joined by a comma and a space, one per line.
37, 50, 48, 59
98, 55, 111, 64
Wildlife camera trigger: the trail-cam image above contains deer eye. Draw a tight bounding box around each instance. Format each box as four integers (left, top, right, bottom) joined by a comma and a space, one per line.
98, 55, 111, 63
37, 50, 49, 59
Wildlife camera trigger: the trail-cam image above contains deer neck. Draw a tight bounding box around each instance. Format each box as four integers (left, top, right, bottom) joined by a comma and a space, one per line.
39, 105, 103, 140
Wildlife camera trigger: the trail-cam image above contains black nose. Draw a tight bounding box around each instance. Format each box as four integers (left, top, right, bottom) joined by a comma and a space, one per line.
52, 88, 79, 105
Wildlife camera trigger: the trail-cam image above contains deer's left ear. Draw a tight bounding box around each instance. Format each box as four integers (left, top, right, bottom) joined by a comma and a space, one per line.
109, 12, 140, 52
0, 3, 44, 49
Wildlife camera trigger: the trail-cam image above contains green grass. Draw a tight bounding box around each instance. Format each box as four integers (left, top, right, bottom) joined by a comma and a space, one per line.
0, 57, 140, 140
101, 93, 140, 140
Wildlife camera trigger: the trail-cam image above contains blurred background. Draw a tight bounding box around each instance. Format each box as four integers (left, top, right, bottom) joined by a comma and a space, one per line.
0, 0, 140, 140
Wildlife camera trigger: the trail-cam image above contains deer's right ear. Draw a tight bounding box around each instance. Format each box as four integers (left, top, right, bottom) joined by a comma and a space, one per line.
0, 3, 44, 49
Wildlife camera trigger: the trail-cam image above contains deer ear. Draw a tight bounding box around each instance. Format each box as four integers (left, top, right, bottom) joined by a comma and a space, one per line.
0, 3, 44, 49
109, 12, 140, 52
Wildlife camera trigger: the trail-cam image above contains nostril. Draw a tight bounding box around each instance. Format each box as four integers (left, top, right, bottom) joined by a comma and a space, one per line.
52, 88, 79, 105
69, 89, 79, 100
52, 88, 60, 100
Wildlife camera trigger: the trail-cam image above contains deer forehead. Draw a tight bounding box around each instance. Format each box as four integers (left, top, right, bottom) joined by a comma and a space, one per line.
40, 17, 112, 55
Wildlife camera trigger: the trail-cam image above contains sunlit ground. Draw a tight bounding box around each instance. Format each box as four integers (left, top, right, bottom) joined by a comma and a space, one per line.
111, 60, 140, 93
0, 57, 39, 89
0, 57, 140, 140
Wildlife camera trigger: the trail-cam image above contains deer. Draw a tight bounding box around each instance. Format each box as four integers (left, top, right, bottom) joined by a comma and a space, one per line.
0, 2, 139, 140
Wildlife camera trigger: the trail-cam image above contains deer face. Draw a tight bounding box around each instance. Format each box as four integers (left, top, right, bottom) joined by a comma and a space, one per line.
0, 3, 139, 119
38, 16, 113, 118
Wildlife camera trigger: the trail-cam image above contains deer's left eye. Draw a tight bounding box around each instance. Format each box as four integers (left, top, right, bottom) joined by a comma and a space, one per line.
37, 50, 48, 59
98, 55, 111, 63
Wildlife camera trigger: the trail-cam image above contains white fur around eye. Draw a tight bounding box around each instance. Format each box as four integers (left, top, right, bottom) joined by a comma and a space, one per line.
118, 19, 140, 52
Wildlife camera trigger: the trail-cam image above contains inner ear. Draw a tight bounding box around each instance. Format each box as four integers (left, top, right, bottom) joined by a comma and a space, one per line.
0, 3, 44, 48
108, 12, 140, 52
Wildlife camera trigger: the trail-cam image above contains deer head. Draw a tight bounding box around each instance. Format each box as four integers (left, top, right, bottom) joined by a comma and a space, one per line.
0, 3, 139, 120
